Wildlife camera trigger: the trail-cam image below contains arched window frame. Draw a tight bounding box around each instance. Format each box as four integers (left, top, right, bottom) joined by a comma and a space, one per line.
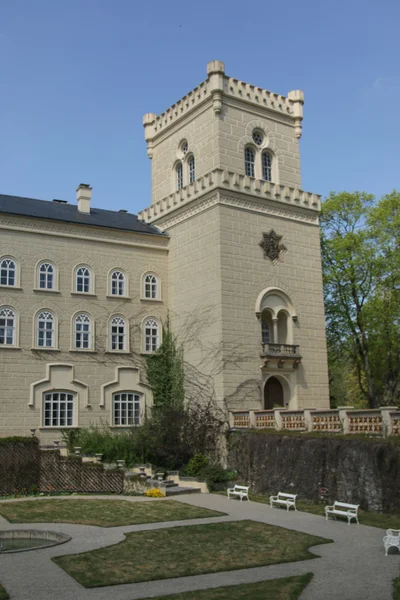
261, 150, 273, 182
142, 272, 160, 301
73, 264, 94, 295
142, 317, 161, 353
72, 312, 93, 351
34, 309, 57, 349
256, 288, 296, 347
0, 306, 18, 347
108, 268, 128, 298
43, 391, 75, 427
244, 146, 256, 178
36, 261, 58, 291
176, 161, 184, 190
0, 256, 19, 288
187, 154, 196, 184
112, 391, 142, 427
109, 315, 129, 352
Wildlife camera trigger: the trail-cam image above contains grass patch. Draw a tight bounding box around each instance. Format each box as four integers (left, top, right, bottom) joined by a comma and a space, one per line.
53, 520, 329, 588
0, 499, 224, 527
218, 492, 400, 530
148, 573, 313, 600
0, 584, 9, 600
393, 576, 400, 600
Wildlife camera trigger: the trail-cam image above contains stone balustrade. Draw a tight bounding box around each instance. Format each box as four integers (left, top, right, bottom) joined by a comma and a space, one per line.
229, 406, 400, 436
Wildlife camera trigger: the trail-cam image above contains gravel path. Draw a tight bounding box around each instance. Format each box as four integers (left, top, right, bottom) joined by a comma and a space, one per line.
0, 493, 397, 600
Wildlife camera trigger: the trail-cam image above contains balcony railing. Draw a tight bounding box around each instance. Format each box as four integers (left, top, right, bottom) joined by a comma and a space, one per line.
261, 343, 301, 357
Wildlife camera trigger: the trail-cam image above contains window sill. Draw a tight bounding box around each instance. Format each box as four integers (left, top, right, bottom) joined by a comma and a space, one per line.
140, 298, 163, 302
31, 347, 61, 352
106, 295, 131, 300
0, 285, 22, 290
33, 288, 61, 293
0, 346, 22, 350
110, 425, 141, 429
70, 292, 97, 297
39, 426, 77, 430
140, 351, 157, 356
105, 350, 131, 355
69, 349, 96, 353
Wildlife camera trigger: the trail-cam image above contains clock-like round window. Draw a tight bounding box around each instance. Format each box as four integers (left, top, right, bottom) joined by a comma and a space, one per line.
252, 131, 264, 146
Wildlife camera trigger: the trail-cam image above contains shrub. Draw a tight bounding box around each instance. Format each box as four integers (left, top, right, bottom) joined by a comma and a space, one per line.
198, 464, 237, 491
187, 453, 209, 476
145, 488, 164, 498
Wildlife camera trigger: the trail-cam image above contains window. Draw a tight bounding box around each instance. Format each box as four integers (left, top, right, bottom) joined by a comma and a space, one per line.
38, 262, 54, 289
110, 316, 126, 351
74, 313, 91, 349
244, 147, 255, 177
0, 258, 16, 286
144, 274, 158, 299
181, 140, 189, 155
36, 311, 55, 348
113, 392, 141, 426
144, 318, 160, 352
176, 162, 183, 190
188, 155, 196, 183
0, 307, 16, 346
111, 270, 125, 296
75, 266, 91, 293
252, 130, 264, 146
261, 322, 270, 344
262, 152, 272, 182
43, 392, 74, 427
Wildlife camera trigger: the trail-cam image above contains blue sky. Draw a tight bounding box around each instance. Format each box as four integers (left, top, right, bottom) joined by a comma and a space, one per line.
1, 0, 399, 213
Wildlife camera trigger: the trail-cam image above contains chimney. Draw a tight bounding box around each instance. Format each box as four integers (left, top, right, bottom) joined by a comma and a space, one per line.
76, 183, 92, 214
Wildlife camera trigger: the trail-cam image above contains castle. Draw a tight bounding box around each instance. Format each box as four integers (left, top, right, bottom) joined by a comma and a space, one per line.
0, 61, 329, 441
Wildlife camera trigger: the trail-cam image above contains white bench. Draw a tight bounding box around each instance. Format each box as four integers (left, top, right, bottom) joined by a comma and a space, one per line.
227, 485, 249, 502
270, 492, 297, 511
383, 529, 400, 556
325, 501, 359, 525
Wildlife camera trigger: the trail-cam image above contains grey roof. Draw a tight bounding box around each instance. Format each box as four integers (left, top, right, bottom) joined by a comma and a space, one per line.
0, 193, 166, 236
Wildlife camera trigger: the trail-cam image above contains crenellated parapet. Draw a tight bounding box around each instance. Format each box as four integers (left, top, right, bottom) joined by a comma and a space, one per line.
138, 167, 320, 225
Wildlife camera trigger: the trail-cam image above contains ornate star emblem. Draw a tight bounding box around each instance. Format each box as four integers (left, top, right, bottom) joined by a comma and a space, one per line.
259, 230, 287, 264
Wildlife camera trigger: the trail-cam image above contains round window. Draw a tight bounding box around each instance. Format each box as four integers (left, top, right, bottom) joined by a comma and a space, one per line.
252, 131, 264, 146
181, 141, 189, 155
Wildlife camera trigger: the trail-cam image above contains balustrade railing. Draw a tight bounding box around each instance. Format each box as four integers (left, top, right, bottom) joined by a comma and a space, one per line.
261, 343, 300, 356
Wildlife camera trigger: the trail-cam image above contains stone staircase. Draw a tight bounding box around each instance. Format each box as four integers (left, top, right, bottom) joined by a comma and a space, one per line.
147, 478, 201, 496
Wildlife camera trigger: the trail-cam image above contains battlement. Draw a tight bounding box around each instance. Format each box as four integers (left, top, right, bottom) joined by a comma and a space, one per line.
143, 60, 305, 143
138, 167, 320, 225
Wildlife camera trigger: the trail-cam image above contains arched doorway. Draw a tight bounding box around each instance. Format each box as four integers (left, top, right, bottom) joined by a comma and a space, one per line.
264, 377, 284, 409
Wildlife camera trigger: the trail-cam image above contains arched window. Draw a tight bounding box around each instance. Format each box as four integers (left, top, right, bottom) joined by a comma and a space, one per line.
113, 392, 141, 426
75, 266, 91, 293
0, 258, 16, 287
262, 152, 272, 182
38, 262, 54, 290
188, 155, 196, 183
73, 313, 91, 350
176, 162, 183, 190
110, 316, 127, 351
244, 147, 255, 177
144, 318, 160, 352
144, 274, 158, 299
36, 311, 55, 348
261, 322, 270, 345
0, 307, 16, 346
110, 270, 125, 296
43, 392, 74, 427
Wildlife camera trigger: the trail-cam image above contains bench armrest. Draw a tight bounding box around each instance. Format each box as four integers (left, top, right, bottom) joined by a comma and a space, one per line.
325, 505, 334, 511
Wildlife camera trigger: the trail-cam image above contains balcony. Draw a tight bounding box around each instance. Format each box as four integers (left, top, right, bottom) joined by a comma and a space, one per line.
260, 343, 301, 370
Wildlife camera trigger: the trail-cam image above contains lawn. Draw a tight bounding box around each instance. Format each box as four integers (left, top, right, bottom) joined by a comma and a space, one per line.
0, 584, 9, 600
148, 573, 313, 600
393, 576, 400, 600
53, 520, 330, 588
0, 499, 225, 527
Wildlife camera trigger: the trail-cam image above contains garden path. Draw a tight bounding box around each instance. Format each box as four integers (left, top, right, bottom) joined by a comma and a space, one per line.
0, 493, 397, 600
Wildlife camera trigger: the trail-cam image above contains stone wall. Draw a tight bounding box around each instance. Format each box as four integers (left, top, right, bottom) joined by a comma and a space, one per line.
228, 431, 400, 512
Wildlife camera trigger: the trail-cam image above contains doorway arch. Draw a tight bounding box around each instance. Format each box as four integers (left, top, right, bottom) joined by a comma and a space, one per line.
264, 377, 284, 409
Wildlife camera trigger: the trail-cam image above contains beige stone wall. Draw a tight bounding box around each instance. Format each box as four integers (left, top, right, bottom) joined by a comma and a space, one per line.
0, 215, 168, 440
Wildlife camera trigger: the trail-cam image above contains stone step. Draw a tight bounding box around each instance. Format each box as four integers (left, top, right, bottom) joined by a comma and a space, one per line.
165, 486, 201, 496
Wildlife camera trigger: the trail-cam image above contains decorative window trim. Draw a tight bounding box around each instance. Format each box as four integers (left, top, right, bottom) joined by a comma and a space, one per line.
187, 153, 196, 184
42, 390, 75, 428
0, 305, 19, 347
71, 311, 94, 351
261, 151, 273, 182
100, 365, 153, 412
35, 260, 58, 291
0, 256, 20, 288
244, 146, 256, 178
107, 268, 129, 298
30, 363, 89, 409
33, 309, 58, 350
176, 161, 184, 190
72, 264, 95, 295
141, 272, 161, 301
142, 316, 161, 354
112, 391, 143, 427
108, 314, 129, 353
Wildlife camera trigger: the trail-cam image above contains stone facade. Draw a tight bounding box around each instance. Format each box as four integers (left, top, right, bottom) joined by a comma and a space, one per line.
0, 60, 329, 440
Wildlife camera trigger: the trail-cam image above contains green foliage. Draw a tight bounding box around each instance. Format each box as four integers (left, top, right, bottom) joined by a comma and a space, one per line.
0, 437, 38, 446
187, 453, 209, 476
197, 464, 236, 491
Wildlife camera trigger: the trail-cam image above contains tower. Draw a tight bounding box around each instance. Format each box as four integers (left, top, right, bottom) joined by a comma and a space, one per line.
139, 61, 329, 411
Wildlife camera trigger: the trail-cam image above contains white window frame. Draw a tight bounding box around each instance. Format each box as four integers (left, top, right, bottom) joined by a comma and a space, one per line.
261, 321, 271, 344
262, 151, 273, 182
112, 392, 142, 426
142, 273, 159, 300
109, 269, 127, 297
176, 162, 183, 190
0, 306, 17, 347
73, 265, 94, 294
43, 391, 75, 427
35, 310, 56, 349
73, 312, 92, 350
143, 317, 160, 353
244, 146, 255, 178
37, 261, 56, 290
188, 154, 196, 184
109, 315, 128, 352
0, 256, 18, 288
